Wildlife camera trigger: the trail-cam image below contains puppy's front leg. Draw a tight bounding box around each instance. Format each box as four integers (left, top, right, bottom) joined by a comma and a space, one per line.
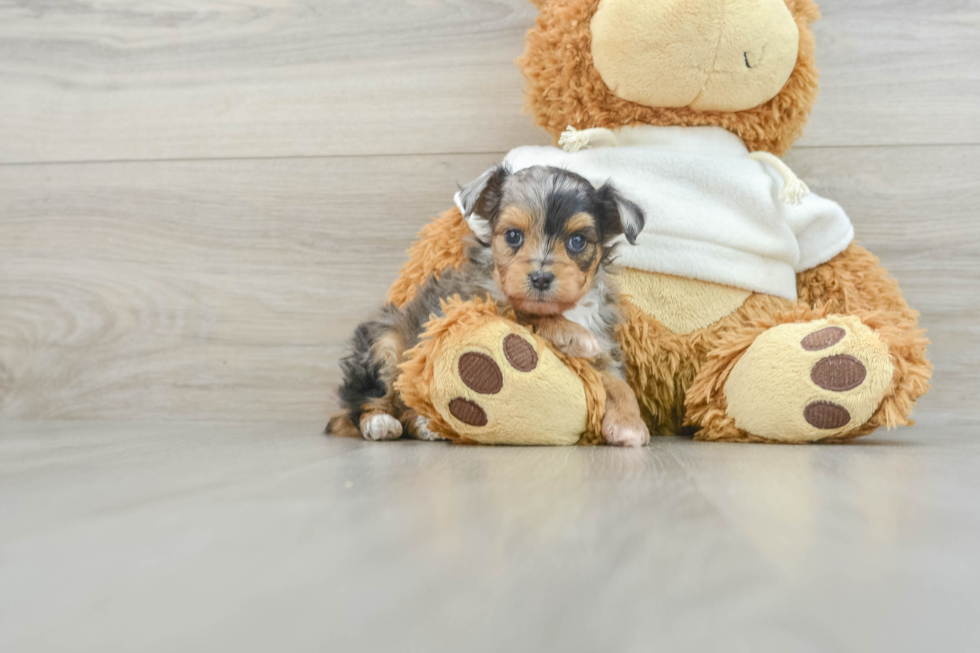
527, 315, 604, 359
600, 372, 650, 448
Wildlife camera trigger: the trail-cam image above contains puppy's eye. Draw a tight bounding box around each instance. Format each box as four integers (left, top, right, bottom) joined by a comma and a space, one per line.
566, 234, 588, 254
504, 229, 524, 248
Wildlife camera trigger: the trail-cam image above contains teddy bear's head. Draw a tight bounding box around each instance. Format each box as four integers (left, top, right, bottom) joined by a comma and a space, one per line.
519, 0, 821, 155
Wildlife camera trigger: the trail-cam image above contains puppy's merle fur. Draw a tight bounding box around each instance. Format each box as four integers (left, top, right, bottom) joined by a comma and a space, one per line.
327, 165, 645, 442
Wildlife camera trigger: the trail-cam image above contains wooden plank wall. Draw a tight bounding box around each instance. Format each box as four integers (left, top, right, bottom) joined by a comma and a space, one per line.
1, 0, 978, 423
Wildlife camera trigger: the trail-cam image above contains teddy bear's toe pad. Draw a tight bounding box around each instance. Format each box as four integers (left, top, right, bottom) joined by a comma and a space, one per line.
429, 320, 587, 445
448, 398, 488, 426
457, 352, 504, 395
724, 317, 894, 442
803, 401, 851, 430
801, 326, 846, 351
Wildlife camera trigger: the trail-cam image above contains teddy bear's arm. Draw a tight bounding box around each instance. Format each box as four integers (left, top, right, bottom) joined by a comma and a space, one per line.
387, 208, 472, 307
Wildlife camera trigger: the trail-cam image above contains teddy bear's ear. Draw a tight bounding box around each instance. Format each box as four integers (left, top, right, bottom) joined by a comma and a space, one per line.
528, 0, 552, 9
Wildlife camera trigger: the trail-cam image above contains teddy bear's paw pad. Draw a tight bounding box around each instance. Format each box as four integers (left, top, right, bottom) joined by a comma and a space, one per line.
429, 320, 586, 445
503, 334, 538, 371
724, 317, 893, 442
457, 352, 504, 395
810, 355, 866, 392
801, 326, 846, 351
803, 401, 851, 430
448, 398, 488, 426
360, 413, 403, 441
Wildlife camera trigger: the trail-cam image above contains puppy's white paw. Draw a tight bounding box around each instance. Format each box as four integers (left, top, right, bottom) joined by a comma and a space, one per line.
561, 331, 603, 359
360, 413, 403, 441
413, 416, 447, 442
602, 416, 650, 448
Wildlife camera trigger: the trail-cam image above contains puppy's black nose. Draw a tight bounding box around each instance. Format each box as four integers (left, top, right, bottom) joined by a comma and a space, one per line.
529, 271, 555, 291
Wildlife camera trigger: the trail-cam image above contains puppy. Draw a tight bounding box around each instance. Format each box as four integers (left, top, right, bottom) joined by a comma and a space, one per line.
327, 165, 651, 447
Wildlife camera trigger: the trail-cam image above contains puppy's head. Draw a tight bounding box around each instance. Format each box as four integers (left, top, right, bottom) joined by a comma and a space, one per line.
458, 165, 644, 315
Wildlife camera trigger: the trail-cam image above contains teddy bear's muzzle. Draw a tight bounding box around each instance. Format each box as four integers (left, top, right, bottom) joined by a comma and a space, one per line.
590, 0, 801, 112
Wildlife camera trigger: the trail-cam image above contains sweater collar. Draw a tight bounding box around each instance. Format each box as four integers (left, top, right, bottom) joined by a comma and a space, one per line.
616, 125, 749, 156
562, 125, 750, 157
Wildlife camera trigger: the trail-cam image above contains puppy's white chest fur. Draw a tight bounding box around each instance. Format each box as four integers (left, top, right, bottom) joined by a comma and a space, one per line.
563, 284, 618, 354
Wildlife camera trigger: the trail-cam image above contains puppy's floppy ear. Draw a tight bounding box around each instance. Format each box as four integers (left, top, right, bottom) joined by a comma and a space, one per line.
457, 165, 510, 242
596, 182, 645, 245
458, 164, 509, 219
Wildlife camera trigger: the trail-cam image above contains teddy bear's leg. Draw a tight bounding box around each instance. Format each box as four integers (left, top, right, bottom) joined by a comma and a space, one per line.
686, 244, 931, 443
797, 243, 932, 427
397, 297, 606, 445
616, 300, 705, 436
702, 315, 894, 442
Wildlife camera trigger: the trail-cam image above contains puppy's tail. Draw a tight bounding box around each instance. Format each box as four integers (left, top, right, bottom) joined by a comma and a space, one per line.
326, 409, 361, 438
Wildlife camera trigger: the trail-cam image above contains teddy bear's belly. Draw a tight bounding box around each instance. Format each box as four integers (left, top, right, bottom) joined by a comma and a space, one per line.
616, 269, 752, 334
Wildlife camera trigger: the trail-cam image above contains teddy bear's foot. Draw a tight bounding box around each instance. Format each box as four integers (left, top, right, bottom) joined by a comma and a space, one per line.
397, 297, 609, 445
432, 320, 590, 445
723, 316, 894, 442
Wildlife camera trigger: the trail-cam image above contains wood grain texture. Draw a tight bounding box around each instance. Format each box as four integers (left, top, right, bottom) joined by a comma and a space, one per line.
1, 419, 979, 652
0, 0, 546, 164
800, 2, 980, 149
1, 0, 979, 164
1, 146, 977, 422
0, 153, 501, 420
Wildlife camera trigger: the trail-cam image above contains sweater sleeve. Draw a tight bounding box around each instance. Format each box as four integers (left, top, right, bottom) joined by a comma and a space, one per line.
783, 191, 855, 273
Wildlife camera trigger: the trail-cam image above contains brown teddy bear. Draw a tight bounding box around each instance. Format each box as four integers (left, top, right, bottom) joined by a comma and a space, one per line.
385, 0, 931, 445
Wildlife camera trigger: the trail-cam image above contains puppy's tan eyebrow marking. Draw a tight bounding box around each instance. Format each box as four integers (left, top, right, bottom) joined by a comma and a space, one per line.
496, 205, 533, 234
566, 213, 597, 234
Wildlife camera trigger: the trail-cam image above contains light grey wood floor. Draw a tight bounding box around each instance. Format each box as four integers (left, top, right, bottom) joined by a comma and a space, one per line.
1, 1, 979, 650
2, 419, 979, 653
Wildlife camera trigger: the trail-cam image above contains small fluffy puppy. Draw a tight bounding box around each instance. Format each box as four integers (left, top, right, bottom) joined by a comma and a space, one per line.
327, 165, 651, 447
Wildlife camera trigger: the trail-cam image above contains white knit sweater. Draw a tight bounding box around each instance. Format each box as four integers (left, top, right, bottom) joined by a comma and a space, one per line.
463, 126, 854, 301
